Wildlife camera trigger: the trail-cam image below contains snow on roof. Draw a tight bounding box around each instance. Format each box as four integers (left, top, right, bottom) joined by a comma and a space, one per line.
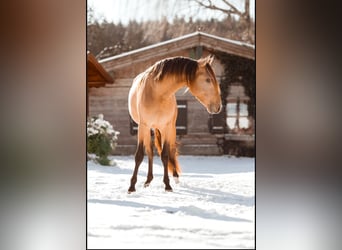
99, 31, 254, 63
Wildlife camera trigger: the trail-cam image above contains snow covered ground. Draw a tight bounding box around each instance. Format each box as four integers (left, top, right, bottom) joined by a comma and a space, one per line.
87, 155, 255, 249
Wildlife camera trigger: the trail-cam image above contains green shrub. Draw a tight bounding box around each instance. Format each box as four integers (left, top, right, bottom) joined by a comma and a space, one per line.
87, 114, 120, 165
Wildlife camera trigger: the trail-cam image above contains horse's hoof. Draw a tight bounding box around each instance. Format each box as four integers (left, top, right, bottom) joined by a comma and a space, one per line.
173, 177, 179, 184
128, 187, 136, 193
165, 187, 173, 192
144, 182, 150, 187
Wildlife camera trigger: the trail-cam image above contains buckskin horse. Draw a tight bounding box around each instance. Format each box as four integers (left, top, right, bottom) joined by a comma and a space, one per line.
128, 55, 222, 193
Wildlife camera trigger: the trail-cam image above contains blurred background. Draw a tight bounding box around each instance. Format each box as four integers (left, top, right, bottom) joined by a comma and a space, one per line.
0, 0, 341, 249
87, 0, 255, 57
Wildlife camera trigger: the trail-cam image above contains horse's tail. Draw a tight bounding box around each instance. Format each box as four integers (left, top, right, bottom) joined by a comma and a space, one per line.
154, 129, 162, 155
154, 129, 181, 175
167, 144, 181, 175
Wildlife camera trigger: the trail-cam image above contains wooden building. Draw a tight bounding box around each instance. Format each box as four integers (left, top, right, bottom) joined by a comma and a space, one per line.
87, 51, 114, 116
88, 32, 255, 156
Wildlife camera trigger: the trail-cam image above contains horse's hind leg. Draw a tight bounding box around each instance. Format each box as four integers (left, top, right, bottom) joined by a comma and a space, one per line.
128, 141, 144, 193
161, 142, 173, 192
144, 130, 154, 187
169, 146, 180, 184
168, 126, 180, 184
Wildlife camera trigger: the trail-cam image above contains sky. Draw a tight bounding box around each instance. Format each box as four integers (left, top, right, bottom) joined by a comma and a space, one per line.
88, 0, 255, 25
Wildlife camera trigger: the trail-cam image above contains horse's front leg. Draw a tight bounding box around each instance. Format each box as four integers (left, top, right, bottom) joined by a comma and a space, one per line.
161, 142, 172, 192
128, 141, 144, 193
144, 130, 154, 187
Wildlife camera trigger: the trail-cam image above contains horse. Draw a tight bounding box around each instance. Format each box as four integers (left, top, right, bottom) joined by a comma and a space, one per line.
127, 55, 222, 193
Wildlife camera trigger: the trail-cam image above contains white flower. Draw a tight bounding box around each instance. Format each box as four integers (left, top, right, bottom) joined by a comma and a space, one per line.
94, 119, 105, 127
87, 127, 99, 136
106, 127, 115, 134
87, 114, 120, 150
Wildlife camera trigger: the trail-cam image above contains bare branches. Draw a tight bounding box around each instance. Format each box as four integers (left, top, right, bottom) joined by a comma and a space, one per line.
221, 0, 243, 15
193, 0, 243, 17
191, 0, 253, 43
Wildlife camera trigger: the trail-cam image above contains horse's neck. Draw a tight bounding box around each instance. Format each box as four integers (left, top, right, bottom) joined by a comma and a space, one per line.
155, 77, 187, 99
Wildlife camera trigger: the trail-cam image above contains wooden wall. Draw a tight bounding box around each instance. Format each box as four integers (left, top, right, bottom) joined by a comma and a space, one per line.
89, 80, 223, 155
89, 49, 226, 155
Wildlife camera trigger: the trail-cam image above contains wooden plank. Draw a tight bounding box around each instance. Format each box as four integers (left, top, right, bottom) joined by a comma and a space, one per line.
224, 134, 255, 142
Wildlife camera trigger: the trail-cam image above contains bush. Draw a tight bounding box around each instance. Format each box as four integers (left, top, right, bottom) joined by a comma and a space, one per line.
87, 114, 120, 165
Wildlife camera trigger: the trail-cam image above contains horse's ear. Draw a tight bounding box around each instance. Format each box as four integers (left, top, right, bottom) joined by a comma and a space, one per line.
198, 55, 215, 66
207, 54, 215, 65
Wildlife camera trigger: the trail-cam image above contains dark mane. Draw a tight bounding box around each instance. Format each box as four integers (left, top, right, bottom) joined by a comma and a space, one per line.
151, 57, 198, 83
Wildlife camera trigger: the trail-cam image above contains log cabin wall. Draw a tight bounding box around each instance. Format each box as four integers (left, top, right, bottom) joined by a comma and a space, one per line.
88, 32, 255, 155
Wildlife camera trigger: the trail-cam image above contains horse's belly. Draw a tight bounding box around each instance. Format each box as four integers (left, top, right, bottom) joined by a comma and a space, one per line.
141, 105, 177, 129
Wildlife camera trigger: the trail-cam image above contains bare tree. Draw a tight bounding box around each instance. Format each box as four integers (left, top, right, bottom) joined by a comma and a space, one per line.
193, 0, 250, 20
192, 0, 252, 42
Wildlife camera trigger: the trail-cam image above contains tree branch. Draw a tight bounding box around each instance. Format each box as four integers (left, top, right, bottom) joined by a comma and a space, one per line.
193, 0, 243, 17
221, 0, 243, 15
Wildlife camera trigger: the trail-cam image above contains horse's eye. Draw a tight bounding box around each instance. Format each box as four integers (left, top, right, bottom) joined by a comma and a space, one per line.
206, 78, 211, 83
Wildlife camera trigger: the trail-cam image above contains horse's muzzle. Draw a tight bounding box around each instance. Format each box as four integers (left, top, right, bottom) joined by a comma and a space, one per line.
208, 103, 222, 114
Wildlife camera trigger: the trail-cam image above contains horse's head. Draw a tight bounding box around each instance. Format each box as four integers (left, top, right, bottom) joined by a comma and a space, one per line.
188, 55, 222, 114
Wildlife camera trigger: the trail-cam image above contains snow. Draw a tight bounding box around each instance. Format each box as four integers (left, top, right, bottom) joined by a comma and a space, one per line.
99, 31, 254, 63
87, 155, 255, 249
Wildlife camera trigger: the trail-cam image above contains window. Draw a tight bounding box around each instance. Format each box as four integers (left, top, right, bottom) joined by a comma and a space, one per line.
239, 102, 249, 129
129, 118, 138, 135
208, 108, 226, 134
226, 84, 251, 132
226, 99, 250, 130
176, 100, 187, 135
226, 102, 237, 129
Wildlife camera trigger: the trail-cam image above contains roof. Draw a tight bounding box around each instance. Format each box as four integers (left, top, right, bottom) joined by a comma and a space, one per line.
99, 32, 255, 69
87, 51, 114, 87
